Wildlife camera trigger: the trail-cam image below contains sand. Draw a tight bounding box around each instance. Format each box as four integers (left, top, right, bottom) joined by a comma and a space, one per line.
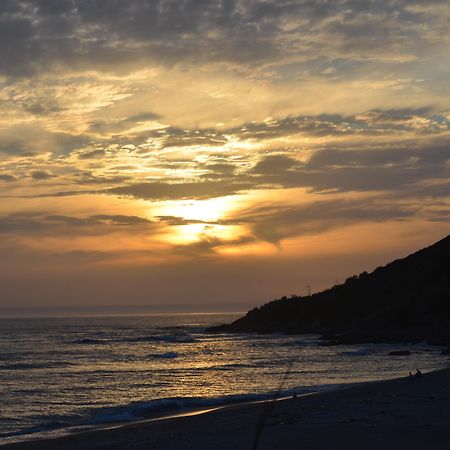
3, 368, 450, 450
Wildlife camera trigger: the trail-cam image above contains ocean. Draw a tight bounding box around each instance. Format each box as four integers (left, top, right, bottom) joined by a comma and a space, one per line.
0, 313, 448, 445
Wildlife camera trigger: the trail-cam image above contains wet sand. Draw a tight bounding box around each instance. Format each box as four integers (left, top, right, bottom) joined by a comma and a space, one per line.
3, 367, 450, 450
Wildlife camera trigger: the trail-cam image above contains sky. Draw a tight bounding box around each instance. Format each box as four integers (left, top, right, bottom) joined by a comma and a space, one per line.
1, 0, 450, 315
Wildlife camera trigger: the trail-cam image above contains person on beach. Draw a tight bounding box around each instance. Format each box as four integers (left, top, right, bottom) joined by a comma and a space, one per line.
415, 369, 422, 378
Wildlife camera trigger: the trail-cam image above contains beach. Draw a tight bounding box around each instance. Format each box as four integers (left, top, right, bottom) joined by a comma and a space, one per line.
4, 367, 450, 450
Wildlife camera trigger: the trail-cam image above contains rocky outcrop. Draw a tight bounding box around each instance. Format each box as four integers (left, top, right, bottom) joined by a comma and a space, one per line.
209, 234, 450, 345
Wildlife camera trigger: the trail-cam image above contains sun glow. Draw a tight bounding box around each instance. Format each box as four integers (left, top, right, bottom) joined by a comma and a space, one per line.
169, 223, 243, 245
153, 196, 248, 245
158, 196, 236, 223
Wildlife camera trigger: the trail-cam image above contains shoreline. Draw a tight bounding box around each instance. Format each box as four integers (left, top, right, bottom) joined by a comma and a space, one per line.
0, 386, 339, 447
3, 367, 450, 449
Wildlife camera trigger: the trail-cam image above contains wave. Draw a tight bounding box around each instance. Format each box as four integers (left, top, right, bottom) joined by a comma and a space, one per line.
340, 349, 371, 356
0, 394, 276, 440
0, 382, 350, 443
149, 334, 196, 343
85, 393, 279, 424
70, 333, 196, 345
0, 361, 75, 371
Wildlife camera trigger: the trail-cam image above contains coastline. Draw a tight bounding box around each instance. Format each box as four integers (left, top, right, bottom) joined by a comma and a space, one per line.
3, 367, 450, 450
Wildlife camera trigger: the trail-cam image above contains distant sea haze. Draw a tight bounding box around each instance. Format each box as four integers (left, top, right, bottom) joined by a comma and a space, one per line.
0, 314, 447, 445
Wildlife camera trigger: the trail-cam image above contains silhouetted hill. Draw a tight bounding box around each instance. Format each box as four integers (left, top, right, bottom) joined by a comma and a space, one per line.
209, 235, 450, 344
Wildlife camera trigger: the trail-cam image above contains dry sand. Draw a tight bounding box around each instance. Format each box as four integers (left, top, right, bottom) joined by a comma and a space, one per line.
3, 368, 450, 450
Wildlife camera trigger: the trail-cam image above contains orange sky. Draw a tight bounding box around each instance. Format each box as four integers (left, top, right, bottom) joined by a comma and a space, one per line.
1, 0, 450, 315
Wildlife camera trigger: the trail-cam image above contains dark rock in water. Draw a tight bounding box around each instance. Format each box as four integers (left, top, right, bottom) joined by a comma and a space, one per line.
208, 234, 450, 345
388, 350, 411, 356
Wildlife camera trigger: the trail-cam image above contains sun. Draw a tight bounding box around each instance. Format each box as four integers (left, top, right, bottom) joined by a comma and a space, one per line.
159, 196, 235, 223
154, 196, 244, 245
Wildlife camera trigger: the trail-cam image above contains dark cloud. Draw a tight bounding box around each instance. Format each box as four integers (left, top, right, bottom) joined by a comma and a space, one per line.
88, 112, 161, 134
252, 154, 297, 174
75, 172, 131, 185
232, 116, 354, 140
362, 108, 433, 123
0, 174, 17, 182
109, 179, 253, 200
156, 216, 211, 226
0, 213, 154, 235
90, 214, 153, 225
173, 234, 255, 255
128, 112, 161, 122
229, 109, 449, 141
78, 149, 106, 159
250, 138, 450, 194
0, 128, 90, 157
30, 170, 55, 180
155, 215, 238, 226
0, 0, 446, 76
199, 162, 236, 180
46, 214, 153, 226
0, 140, 34, 156
307, 141, 450, 169
392, 181, 450, 201
148, 126, 228, 148
237, 199, 417, 244
23, 97, 64, 116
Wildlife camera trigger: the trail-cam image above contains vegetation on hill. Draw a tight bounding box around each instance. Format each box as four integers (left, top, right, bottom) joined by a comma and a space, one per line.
209, 235, 450, 344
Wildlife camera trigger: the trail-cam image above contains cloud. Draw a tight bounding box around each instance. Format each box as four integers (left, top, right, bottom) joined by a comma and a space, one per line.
2, 0, 450, 313
0, 213, 155, 236
90, 214, 153, 225
109, 179, 253, 200
235, 198, 418, 244
146, 126, 228, 148
156, 216, 212, 226
88, 112, 161, 135
78, 149, 106, 159
0, 124, 89, 157
0, 139, 34, 157
74, 172, 132, 185
23, 97, 64, 116
229, 109, 450, 141
252, 155, 298, 174
31, 170, 55, 180
0, 174, 17, 182
173, 234, 256, 256
1, 0, 449, 77
250, 137, 450, 194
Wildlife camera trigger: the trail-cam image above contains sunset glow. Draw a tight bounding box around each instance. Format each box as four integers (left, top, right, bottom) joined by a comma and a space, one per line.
1, 0, 450, 314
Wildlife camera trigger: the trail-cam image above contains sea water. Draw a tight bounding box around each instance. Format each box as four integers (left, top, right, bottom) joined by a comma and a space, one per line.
0, 313, 448, 444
